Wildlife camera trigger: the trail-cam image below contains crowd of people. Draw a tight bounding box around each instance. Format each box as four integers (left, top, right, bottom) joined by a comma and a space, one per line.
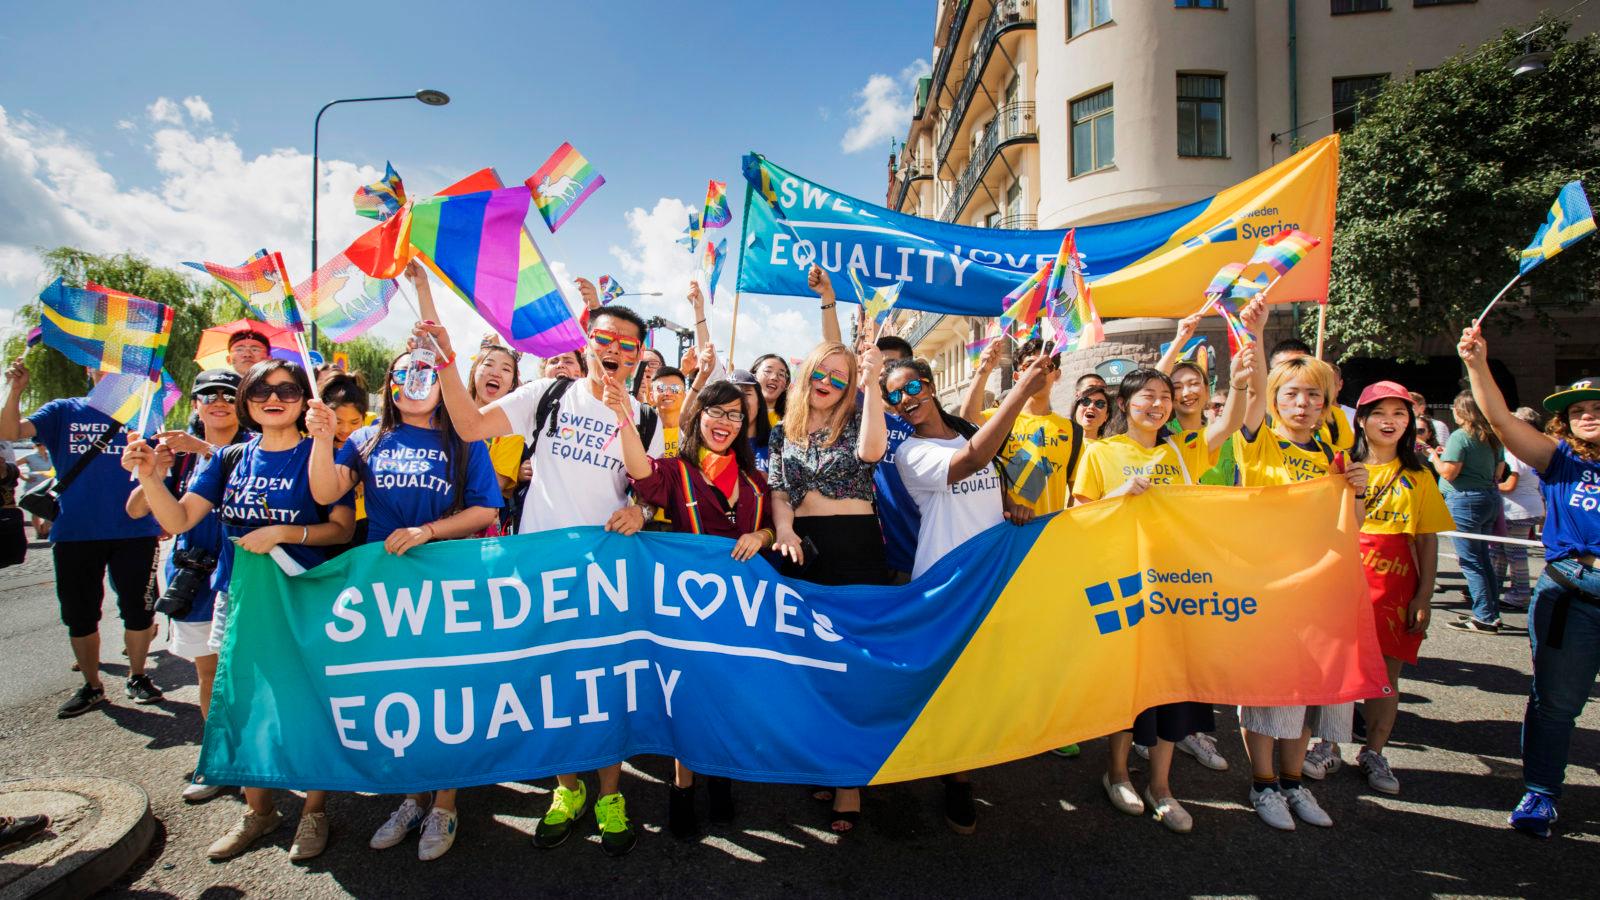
1, 260, 1596, 862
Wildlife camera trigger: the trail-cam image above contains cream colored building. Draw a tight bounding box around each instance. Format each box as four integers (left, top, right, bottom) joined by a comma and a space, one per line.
886, 0, 1593, 411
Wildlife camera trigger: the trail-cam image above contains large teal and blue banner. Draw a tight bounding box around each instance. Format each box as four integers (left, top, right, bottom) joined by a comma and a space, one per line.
197, 479, 1385, 793
736, 137, 1339, 319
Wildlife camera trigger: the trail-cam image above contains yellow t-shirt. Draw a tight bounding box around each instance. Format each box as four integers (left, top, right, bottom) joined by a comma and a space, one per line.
1235, 425, 1335, 487
978, 408, 1080, 515
767, 409, 781, 429
1319, 405, 1356, 453
1361, 459, 1455, 536
1074, 430, 1213, 502
662, 425, 680, 459
486, 435, 526, 498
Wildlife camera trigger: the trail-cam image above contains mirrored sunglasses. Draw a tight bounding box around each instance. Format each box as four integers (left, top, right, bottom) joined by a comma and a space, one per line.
885, 379, 926, 406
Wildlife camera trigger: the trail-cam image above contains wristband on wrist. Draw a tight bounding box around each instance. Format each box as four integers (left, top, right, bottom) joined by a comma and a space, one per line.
819, 302, 835, 310
299, 525, 309, 544
696, 318, 707, 325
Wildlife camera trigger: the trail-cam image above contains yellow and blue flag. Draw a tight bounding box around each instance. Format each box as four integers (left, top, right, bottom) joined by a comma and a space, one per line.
36, 279, 174, 378
1519, 180, 1596, 275
88, 369, 179, 435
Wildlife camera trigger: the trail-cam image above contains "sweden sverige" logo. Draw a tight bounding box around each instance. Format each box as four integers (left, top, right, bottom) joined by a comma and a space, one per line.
1086, 569, 1262, 635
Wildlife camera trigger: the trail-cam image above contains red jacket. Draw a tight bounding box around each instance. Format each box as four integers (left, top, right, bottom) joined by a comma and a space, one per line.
630, 456, 773, 540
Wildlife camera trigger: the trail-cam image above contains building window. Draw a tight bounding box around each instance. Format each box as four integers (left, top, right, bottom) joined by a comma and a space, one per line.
1069, 0, 1112, 37
1071, 88, 1115, 175
1332, 75, 1387, 131
1331, 0, 1389, 12
1175, 0, 1225, 7
1177, 74, 1225, 157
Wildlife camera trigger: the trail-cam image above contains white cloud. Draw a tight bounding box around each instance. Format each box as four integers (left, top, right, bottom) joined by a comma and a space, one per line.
181, 96, 213, 123
146, 97, 182, 125
608, 197, 826, 369
839, 59, 930, 155
0, 100, 509, 358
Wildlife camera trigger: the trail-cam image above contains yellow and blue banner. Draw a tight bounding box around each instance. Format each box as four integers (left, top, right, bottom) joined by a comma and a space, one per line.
737, 136, 1338, 319
198, 477, 1384, 792
1519, 180, 1595, 275
36, 279, 174, 378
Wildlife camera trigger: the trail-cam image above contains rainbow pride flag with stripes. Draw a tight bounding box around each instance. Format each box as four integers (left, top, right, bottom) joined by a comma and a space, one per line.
598, 275, 625, 305
36, 279, 173, 378
1247, 229, 1321, 279
527, 142, 604, 233
353, 162, 406, 221
186, 251, 304, 332
88, 368, 178, 435
999, 264, 1050, 340
295, 252, 397, 342
409, 183, 585, 357
703, 179, 731, 230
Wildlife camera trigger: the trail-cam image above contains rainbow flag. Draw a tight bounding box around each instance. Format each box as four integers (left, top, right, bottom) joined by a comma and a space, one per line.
703, 180, 732, 230
701, 238, 728, 302
353, 162, 406, 221
1044, 240, 1104, 353
295, 252, 397, 342
999, 263, 1050, 340
1042, 230, 1082, 319
1246, 229, 1321, 279
36, 279, 173, 378
88, 368, 179, 435
965, 333, 994, 369
527, 142, 604, 233
678, 211, 702, 253
1204, 261, 1247, 298
186, 251, 304, 332
598, 275, 625, 305
408, 184, 585, 357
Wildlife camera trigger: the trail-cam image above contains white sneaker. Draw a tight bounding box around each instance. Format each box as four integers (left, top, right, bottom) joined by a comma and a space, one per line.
418, 808, 457, 861
370, 797, 429, 850
1303, 741, 1343, 781
1102, 774, 1145, 815
1249, 788, 1295, 831
1133, 743, 1150, 760
182, 781, 222, 802
1177, 733, 1229, 771
1284, 786, 1333, 827
1357, 748, 1401, 795
1143, 789, 1193, 833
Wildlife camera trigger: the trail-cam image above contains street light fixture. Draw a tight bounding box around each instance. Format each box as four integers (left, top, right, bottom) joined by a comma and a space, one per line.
309, 89, 451, 345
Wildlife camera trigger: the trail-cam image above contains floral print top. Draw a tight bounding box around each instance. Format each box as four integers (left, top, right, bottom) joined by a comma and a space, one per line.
769, 409, 877, 506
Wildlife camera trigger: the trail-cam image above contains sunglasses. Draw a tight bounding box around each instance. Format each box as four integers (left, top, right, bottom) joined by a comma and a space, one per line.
1209, 401, 1226, 410
885, 379, 926, 406
703, 406, 747, 423
810, 369, 849, 391
1076, 397, 1107, 410
654, 383, 685, 395
245, 382, 306, 403
591, 329, 641, 356
392, 366, 439, 389
193, 390, 235, 406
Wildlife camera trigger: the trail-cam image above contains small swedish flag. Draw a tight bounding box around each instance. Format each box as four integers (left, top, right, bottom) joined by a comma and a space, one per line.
1519, 180, 1596, 275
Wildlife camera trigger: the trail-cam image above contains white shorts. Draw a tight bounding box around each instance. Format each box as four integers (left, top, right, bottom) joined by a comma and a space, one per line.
166, 618, 216, 661
1238, 703, 1354, 743
206, 593, 231, 654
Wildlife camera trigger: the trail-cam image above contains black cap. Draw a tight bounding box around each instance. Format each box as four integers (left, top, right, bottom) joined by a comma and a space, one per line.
192, 369, 242, 396
727, 368, 760, 387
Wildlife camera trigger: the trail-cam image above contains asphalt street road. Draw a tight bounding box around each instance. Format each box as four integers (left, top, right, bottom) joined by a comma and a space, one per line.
1, 538, 1596, 899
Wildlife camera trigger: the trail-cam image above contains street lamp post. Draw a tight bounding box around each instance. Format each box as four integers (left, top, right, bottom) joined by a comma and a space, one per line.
310, 89, 450, 346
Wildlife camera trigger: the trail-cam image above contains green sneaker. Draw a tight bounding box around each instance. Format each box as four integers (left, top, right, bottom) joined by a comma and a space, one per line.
1050, 744, 1081, 758
533, 781, 588, 849
594, 792, 637, 858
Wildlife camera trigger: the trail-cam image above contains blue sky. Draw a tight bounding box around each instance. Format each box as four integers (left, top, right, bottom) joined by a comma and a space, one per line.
0, 0, 931, 364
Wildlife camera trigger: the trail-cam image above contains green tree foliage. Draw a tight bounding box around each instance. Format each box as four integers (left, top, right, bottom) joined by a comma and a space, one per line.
315, 333, 396, 398
5, 248, 397, 426
1327, 15, 1600, 361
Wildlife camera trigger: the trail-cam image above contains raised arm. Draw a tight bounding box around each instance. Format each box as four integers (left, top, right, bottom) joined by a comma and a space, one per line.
960, 340, 1002, 424
1238, 298, 1270, 433
601, 367, 653, 480
409, 263, 513, 444
855, 344, 886, 463
808, 265, 842, 345
687, 280, 713, 349
124, 437, 212, 535
1155, 313, 1202, 375
1458, 325, 1557, 471
1205, 346, 1254, 452
304, 399, 361, 505
1, 360, 36, 441
946, 357, 1048, 484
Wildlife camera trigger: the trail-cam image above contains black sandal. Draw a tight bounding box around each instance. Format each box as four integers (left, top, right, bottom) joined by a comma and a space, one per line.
827, 808, 860, 835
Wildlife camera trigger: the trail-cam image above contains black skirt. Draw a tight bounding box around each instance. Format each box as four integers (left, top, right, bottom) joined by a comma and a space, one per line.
781, 514, 890, 586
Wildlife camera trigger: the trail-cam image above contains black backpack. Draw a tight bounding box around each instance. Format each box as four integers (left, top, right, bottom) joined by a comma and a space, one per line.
527, 377, 659, 454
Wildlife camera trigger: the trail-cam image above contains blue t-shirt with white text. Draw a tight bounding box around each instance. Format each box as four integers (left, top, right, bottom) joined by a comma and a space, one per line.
1538, 440, 1600, 563
874, 410, 921, 574
26, 398, 158, 542
338, 423, 502, 544
188, 436, 353, 590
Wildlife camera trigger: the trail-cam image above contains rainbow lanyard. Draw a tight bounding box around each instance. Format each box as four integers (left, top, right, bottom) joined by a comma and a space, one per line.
675, 460, 763, 536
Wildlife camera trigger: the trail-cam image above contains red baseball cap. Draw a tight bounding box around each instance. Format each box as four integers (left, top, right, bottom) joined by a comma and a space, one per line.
1357, 380, 1412, 408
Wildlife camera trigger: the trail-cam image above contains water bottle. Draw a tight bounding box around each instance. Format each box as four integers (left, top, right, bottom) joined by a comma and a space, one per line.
402, 347, 437, 401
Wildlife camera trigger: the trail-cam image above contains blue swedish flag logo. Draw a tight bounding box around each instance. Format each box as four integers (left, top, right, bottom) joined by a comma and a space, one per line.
1086, 573, 1144, 635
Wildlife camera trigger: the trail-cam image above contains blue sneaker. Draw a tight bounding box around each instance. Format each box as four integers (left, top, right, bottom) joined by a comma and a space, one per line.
1509, 791, 1557, 838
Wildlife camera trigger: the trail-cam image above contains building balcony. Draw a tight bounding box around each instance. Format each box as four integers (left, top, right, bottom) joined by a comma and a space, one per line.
998, 212, 1036, 230
926, 0, 974, 115
934, 0, 1037, 165
940, 100, 1036, 223
890, 155, 932, 211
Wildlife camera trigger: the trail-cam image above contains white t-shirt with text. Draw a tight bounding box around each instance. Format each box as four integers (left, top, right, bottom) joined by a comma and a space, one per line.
896, 434, 1005, 579
489, 376, 665, 533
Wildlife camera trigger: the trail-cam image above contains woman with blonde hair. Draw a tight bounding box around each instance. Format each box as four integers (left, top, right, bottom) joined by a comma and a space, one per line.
767, 326, 885, 834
